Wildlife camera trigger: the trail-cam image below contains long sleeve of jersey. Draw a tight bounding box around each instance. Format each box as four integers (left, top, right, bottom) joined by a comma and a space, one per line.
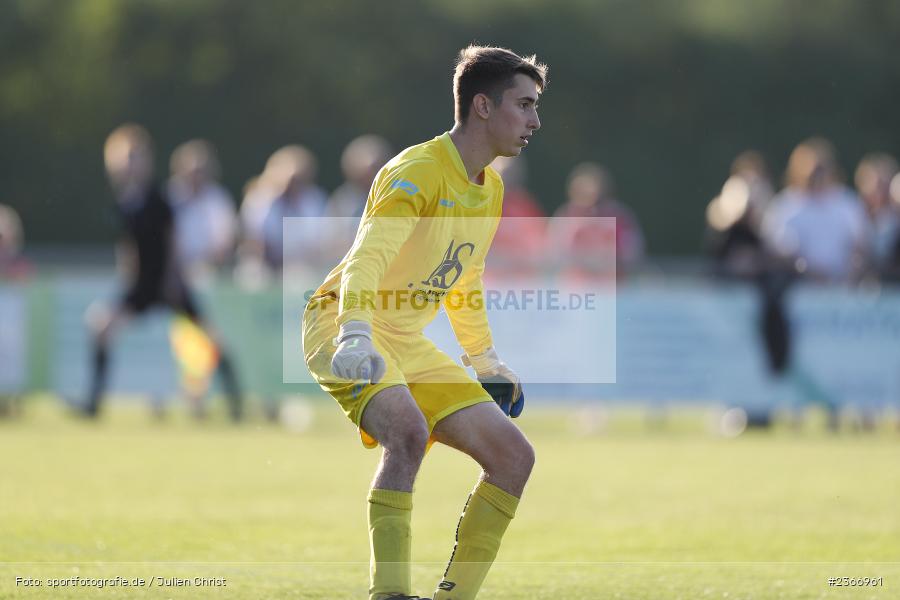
335, 160, 434, 327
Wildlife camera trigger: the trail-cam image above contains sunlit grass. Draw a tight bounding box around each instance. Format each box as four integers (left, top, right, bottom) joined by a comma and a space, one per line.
1, 397, 898, 599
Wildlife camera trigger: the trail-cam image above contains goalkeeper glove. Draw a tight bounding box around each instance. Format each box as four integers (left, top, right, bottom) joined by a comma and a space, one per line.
331, 320, 386, 384
462, 346, 525, 417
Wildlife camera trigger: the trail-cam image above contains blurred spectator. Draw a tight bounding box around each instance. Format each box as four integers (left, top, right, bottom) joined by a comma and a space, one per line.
234, 175, 269, 288
739, 141, 853, 428
761, 138, 868, 284
705, 151, 793, 379
888, 173, 900, 281
325, 135, 392, 257
84, 123, 242, 420
548, 162, 644, 281
167, 140, 237, 281
239, 175, 272, 260
0, 204, 28, 417
0, 203, 32, 280
854, 153, 899, 278
487, 155, 547, 280
705, 150, 774, 279
238, 145, 327, 274
326, 134, 392, 219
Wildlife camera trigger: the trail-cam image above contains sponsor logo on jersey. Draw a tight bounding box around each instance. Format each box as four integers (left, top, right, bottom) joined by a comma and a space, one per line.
421, 239, 475, 289
439, 198, 455, 208
390, 179, 419, 195
437, 580, 456, 591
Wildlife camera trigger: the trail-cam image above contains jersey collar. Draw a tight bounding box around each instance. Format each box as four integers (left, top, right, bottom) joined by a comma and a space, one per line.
439, 132, 486, 190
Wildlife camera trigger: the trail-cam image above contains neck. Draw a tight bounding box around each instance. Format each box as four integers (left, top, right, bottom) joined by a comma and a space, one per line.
449, 123, 497, 184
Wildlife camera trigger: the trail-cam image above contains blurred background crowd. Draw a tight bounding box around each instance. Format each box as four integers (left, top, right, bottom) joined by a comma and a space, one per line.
2, 0, 899, 428
3, 131, 900, 288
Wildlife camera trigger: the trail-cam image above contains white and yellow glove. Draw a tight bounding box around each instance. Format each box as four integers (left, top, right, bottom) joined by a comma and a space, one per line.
331, 320, 386, 384
462, 347, 525, 417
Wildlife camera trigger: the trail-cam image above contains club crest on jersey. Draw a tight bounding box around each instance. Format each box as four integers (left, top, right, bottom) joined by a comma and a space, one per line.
421, 239, 475, 289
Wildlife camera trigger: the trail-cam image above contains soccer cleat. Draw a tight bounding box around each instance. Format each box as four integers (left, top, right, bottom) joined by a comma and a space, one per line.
381, 595, 431, 600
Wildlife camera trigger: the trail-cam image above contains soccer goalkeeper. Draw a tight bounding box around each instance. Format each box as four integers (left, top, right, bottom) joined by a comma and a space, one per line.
302, 46, 547, 600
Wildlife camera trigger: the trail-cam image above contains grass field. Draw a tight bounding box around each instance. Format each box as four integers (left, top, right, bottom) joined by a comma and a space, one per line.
1, 396, 898, 599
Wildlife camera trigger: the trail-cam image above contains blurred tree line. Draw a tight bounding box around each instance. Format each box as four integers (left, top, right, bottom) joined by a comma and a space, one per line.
1, 0, 899, 254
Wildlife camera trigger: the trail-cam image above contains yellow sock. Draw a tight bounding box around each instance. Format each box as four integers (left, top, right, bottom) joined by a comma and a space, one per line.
433, 481, 519, 600
368, 488, 413, 600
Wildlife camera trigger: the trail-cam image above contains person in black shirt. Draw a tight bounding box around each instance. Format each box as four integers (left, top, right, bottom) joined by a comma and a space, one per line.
84, 124, 242, 420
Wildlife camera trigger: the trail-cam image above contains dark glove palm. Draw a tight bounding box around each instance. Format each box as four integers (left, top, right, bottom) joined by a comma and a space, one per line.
478, 374, 525, 418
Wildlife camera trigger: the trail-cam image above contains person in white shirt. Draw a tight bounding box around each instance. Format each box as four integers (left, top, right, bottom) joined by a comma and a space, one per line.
257, 145, 328, 270
762, 138, 868, 284
167, 140, 237, 280
325, 135, 393, 257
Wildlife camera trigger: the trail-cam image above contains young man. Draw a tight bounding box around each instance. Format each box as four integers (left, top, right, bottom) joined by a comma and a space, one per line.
302, 46, 547, 600
84, 124, 243, 420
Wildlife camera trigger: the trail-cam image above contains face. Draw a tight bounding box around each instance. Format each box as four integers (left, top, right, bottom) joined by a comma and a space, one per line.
105, 140, 153, 191
483, 73, 541, 157
790, 146, 834, 193
857, 166, 893, 211
568, 173, 604, 205
186, 166, 208, 193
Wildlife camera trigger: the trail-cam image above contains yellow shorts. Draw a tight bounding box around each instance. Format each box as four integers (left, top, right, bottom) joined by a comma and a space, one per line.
302, 292, 493, 449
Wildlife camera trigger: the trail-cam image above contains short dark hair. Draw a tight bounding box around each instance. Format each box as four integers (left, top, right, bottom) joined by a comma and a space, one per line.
453, 45, 548, 123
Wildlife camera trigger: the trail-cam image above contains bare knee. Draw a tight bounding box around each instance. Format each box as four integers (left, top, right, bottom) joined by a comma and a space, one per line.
383, 417, 429, 465
512, 438, 536, 479
486, 437, 535, 484
522, 439, 536, 476
361, 386, 429, 465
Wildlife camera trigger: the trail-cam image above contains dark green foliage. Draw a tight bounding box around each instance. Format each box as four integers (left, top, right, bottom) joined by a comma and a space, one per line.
2, 0, 899, 253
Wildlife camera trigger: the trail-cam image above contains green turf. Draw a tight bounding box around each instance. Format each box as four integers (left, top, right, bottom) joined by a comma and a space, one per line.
1, 397, 898, 599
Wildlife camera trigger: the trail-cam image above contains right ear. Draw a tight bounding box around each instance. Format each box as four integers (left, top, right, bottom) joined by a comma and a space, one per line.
471, 93, 492, 120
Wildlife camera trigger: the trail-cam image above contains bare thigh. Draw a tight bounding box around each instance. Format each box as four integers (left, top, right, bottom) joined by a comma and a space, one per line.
360, 385, 429, 446
359, 385, 430, 492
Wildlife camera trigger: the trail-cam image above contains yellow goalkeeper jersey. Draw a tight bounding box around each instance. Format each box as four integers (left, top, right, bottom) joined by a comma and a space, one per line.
312, 132, 503, 356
